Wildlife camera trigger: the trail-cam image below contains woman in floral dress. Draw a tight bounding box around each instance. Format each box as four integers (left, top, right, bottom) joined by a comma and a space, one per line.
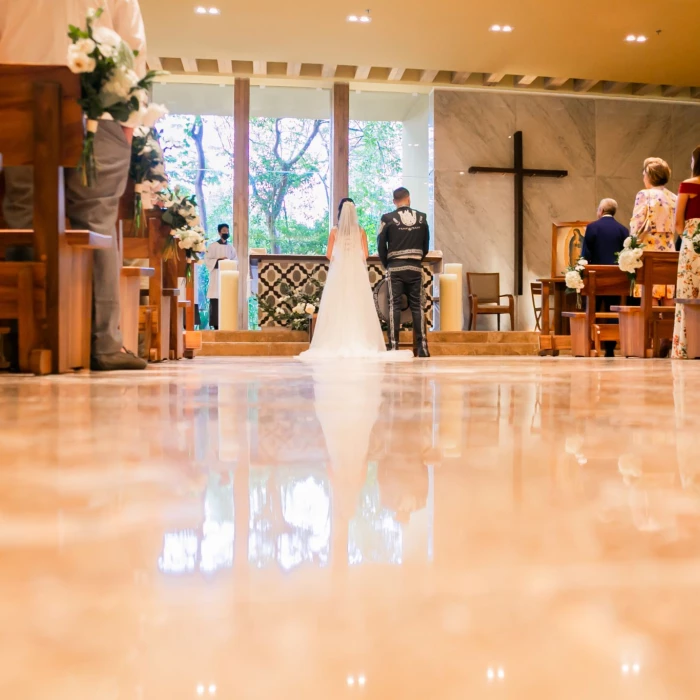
630, 157, 678, 301
671, 147, 700, 359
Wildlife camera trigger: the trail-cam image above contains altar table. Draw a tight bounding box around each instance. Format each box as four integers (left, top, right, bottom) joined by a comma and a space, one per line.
251, 254, 443, 329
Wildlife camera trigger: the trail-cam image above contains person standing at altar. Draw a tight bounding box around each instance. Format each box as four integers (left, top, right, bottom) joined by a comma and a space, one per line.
0, 0, 149, 370
672, 146, 700, 359
204, 223, 237, 330
378, 187, 431, 357
581, 199, 629, 357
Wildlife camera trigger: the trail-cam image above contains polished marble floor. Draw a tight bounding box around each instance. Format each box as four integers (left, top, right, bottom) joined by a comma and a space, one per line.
2, 356, 700, 699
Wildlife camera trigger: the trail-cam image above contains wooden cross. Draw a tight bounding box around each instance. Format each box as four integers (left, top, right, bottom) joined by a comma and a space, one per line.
468, 131, 568, 295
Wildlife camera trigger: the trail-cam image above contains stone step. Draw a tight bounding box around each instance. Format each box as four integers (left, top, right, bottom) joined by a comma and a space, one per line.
422, 331, 539, 344
199, 342, 309, 357
202, 330, 309, 343
430, 343, 540, 357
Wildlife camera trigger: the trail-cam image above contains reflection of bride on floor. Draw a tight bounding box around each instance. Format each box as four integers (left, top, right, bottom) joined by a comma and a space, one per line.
299, 198, 412, 361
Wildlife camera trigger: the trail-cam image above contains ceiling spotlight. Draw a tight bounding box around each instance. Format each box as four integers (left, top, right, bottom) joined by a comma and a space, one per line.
621, 664, 630, 675
347, 15, 359, 22
208, 684, 217, 695
359, 14, 371, 22
636, 35, 647, 42
626, 34, 637, 42
502, 25, 513, 32
487, 668, 495, 681
208, 7, 220, 13
490, 24, 502, 32
358, 675, 366, 687
346, 676, 355, 686
497, 668, 505, 679
195, 6, 207, 13
632, 663, 641, 674
196, 685, 205, 696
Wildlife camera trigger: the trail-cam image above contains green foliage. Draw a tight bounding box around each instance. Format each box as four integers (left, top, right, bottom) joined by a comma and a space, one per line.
257, 280, 322, 331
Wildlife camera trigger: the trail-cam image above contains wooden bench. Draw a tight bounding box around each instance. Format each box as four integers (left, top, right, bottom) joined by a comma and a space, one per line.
611, 251, 679, 358
674, 298, 700, 359
560, 266, 630, 357
0, 64, 111, 373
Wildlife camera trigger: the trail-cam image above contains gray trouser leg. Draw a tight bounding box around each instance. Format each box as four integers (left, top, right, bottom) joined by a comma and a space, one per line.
66, 121, 131, 356
2, 122, 130, 356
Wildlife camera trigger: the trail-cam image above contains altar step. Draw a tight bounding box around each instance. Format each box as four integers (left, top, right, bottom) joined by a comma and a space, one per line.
199, 330, 540, 357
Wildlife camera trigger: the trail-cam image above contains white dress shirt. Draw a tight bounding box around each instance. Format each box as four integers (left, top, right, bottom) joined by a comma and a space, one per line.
0, 0, 147, 77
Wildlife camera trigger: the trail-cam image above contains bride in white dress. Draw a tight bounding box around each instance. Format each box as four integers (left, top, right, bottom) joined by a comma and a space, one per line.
299, 199, 412, 361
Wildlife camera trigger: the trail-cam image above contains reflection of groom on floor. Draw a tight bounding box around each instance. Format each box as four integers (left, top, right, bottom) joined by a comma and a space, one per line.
378, 187, 431, 358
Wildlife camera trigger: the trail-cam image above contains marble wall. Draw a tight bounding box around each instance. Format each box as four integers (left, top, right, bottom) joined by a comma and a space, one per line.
431, 91, 700, 329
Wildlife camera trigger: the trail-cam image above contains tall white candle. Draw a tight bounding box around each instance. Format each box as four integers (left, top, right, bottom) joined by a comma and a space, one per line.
219, 260, 239, 331
443, 263, 464, 330
440, 273, 461, 331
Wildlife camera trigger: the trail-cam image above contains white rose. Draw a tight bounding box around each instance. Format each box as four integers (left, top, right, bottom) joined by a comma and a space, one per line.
293, 303, 305, 314
304, 304, 315, 315
75, 38, 96, 55
67, 46, 96, 73
577, 258, 588, 268
140, 103, 169, 128
623, 237, 632, 249
564, 270, 583, 291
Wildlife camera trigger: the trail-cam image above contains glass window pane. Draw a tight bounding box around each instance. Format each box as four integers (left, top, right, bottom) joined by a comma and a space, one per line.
249, 86, 331, 254
349, 91, 430, 253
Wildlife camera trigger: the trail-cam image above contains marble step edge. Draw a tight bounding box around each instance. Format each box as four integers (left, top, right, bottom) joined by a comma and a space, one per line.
199, 342, 310, 357
202, 330, 540, 344
430, 343, 540, 356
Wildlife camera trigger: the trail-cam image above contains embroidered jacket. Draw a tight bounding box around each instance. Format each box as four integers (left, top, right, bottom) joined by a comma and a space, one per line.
377, 206, 430, 269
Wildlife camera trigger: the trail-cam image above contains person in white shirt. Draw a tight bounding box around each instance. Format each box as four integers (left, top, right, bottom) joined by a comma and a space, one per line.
0, 0, 149, 371
204, 224, 237, 329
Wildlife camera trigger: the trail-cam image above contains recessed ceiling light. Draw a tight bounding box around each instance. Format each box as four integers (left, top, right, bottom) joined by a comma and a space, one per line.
195, 6, 207, 13
208, 7, 220, 14
359, 15, 371, 23
502, 25, 513, 32
626, 34, 636, 42
347, 15, 359, 22
636, 35, 647, 42
490, 24, 502, 32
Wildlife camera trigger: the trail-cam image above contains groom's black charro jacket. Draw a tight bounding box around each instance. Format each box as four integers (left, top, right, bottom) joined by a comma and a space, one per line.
377, 206, 430, 269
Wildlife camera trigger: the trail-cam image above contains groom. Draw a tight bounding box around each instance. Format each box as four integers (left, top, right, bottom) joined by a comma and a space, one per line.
378, 187, 431, 357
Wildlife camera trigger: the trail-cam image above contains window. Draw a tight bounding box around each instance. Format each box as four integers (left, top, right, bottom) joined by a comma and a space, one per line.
349, 91, 430, 253
249, 87, 331, 254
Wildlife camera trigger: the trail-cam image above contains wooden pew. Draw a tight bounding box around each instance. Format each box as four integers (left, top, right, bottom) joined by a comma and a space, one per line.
0, 64, 111, 373
561, 266, 630, 357
611, 251, 679, 358
674, 299, 700, 359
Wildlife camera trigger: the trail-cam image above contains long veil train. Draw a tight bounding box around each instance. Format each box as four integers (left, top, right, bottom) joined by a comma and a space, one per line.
298, 202, 412, 361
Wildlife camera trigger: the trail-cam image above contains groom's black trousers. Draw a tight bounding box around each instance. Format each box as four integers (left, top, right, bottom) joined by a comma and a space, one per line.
387, 266, 429, 356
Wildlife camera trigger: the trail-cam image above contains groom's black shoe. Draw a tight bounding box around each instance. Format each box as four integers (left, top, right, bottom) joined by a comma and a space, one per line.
415, 348, 430, 358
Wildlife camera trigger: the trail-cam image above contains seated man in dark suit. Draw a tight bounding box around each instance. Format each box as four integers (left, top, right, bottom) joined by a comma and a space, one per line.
581, 198, 629, 357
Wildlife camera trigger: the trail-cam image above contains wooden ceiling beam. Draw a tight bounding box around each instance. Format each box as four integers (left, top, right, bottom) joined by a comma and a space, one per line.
147, 57, 162, 71
181, 57, 198, 73
253, 60, 267, 76
632, 83, 656, 96
602, 81, 628, 93
661, 85, 683, 98
286, 62, 302, 77
354, 65, 371, 80
514, 75, 537, 86
451, 71, 471, 85
420, 69, 439, 83
543, 77, 568, 90
217, 59, 232, 74
483, 73, 505, 86
388, 68, 406, 81
573, 79, 597, 92
321, 64, 337, 78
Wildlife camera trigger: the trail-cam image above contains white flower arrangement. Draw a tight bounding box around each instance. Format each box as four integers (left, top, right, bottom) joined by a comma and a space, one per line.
616, 236, 644, 295
67, 8, 168, 185
161, 188, 205, 280
304, 303, 316, 315
564, 257, 587, 308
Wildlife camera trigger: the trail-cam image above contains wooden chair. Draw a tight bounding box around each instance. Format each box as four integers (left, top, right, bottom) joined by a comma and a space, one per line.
0, 64, 111, 373
466, 273, 514, 330
675, 299, 700, 359
611, 251, 679, 358
561, 266, 629, 357
530, 281, 543, 332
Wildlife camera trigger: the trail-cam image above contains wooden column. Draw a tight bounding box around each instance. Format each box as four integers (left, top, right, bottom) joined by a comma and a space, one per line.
234, 78, 250, 329
331, 83, 350, 225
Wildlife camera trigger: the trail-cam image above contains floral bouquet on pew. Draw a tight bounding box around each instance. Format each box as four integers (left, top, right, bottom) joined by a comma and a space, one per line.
67, 7, 167, 186
616, 235, 644, 295
564, 256, 587, 309
160, 188, 206, 281
129, 126, 169, 233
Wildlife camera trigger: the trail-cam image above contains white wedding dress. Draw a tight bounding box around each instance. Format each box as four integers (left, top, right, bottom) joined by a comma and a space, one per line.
299, 203, 412, 361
